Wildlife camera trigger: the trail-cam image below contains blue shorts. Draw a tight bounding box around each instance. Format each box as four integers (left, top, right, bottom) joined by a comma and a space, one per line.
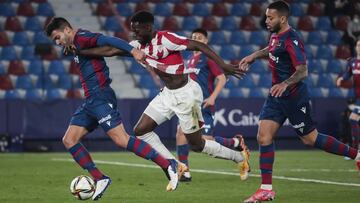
201, 107, 215, 136
259, 95, 315, 136
70, 87, 122, 132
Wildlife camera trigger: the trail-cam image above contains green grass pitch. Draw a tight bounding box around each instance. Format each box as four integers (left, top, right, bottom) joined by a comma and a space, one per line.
0, 150, 359, 203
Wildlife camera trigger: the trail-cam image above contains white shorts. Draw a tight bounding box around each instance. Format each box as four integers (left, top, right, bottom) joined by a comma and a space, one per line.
144, 78, 204, 134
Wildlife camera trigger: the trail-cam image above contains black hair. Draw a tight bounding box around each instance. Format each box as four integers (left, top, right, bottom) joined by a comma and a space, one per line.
130, 10, 154, 24
45, 17, 72, 36
268, 0, 290, 17
192, 28, 208, 38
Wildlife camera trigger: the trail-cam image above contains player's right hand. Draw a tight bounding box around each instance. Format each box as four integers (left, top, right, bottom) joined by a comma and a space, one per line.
336, 77, 343, 87
239, 54, 255, 71
131, 48, 146, 63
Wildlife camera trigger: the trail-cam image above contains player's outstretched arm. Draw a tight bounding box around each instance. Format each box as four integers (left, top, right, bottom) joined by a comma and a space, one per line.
239, 46, 269, 72
186, 40, 245, 79
77, 46, 132, 57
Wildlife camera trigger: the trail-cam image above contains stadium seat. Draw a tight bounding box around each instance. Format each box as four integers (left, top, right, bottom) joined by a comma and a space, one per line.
104, 17, 122, 31
201, 16, 219, 31
1, 46, 18, 60
307, 2, 324, 16
5, 17, 23, 31
335, 15, 350, 31
154, 3, 172, 16
225, 77, 239, 88
15, 75, 33, 89
335, 45, 351, 59
192, 3, 210, 16
12, 31, 30, 46
48, 60, 65, 75
134, 3, 151, 12
249, 3, 263, 16
0, 62, 6, 75
239, 45, 258, 58
0, 32, 10, 46
315, 17, 331, 31
58, 75, 72, 89
8, 60, 26, 75
239, 16, 257, 31
182, 16, 199, 31
309, 87, 327, 98
0, 3, 16, 16
219, 45, 238, 60
297, 16, 314, 31
28, 59, 44, 75
327, 59, 344, 74
308, 59, 324, 73
258, 74, 272, 87
21, 46, 37, 60
173, 3, 190, 16
0, 75, 13, 90
326, 30, 342, 45
209, 31, 227, 45
304, 44, 315, 59
316, 45, 333, 59
45, 88, 66, 100
220, 16, 238, 30
329, 88, 347, 98
211, 2, 229, 16
33, 31, 52, 44
231, 3, 249, 16
239, 75, 255, 88
116, 3, 133, 17
229, 88, 249, 98
24, 16, 43, 31
249, 88, 267, 98
318, 74, 335, 88
162, 16, 179, 31
249, 31, 267, 45
17, 2, 36, 16
138, 75, 158, 89
251, 60, 267, 73
37, 2, 55, 16
230, 31, 248, 45
96, 2, 114, 16
35, 75, 57, 89
307, 31, 323, 45
290, 3, 304, 16
5, 89, 22, 99
25, 89, 43, 100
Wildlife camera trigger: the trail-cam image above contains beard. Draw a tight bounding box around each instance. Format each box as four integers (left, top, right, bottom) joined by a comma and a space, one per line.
268, 22, 281, 33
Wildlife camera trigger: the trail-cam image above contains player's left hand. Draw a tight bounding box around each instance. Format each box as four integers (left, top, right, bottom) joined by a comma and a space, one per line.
221, 64, 246, 79
63, 45, 76, 56
131, 48, 146, 63
203, 96, 215, 108
270, 82, 288, 97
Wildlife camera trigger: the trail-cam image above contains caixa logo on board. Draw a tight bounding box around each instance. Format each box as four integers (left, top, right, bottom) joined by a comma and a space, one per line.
214, 108, 290, 127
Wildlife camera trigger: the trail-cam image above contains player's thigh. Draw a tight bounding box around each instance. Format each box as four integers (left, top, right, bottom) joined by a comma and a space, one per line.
62, 125, 89, 148
106, 123, 130, 148
257, 120, 281, 145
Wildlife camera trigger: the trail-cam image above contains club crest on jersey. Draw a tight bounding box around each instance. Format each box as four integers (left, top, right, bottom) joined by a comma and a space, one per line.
74, 55, 79, 64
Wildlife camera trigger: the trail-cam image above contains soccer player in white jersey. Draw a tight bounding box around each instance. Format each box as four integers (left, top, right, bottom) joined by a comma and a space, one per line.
76, 10, 250, 180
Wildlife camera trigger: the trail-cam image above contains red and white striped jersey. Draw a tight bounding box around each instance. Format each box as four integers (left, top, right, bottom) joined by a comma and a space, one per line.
130, 31, 196, 75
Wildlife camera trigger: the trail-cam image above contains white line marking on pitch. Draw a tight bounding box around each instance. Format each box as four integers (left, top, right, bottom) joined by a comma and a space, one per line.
52, 158, 360, 187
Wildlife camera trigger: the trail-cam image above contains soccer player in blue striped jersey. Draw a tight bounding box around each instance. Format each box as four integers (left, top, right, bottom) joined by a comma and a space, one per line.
176, 28, 250, 182
45, 17, 180, 200
239, 1, 360, 202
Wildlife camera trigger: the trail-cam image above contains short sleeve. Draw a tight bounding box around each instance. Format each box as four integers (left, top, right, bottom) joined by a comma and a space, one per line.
74, 31, 101, 49
161, 31, 189, 52
285, 36, 306, 67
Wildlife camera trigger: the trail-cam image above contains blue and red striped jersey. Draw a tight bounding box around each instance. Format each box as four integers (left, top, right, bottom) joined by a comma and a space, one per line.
187, 53, 223, 102
342, 58, 360, 98
73, 29, 111, 98
268, 28, 308, 97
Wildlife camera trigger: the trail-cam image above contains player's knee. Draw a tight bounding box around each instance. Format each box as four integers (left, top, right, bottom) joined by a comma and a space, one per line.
62, 135, 76, 148
257, 133, 271, 145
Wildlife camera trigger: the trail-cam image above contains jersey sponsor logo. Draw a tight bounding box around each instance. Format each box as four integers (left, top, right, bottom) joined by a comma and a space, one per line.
292, 122, 305, 129
98, 114, 112, 124
269, 52, 279, 63
300, 107, 306, 114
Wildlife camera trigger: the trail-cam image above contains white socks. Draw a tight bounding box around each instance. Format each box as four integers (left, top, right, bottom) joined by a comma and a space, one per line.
138, 131, 176, 160
201, 139, 243, 163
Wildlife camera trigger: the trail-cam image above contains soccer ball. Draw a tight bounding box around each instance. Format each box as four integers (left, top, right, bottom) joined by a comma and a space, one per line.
70, 175, 95, 200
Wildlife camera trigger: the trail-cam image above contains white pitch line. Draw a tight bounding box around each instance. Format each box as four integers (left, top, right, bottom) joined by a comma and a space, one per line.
52, 158, 360, 187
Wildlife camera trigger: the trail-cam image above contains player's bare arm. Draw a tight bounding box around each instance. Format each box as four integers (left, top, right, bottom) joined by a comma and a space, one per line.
239, 46, 269, 71
203, 74, 226, 108
270, 64, 307, 97
186, 40, 245, 78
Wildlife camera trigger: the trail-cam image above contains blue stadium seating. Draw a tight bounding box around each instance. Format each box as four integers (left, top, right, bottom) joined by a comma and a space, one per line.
37, 3, 55, 16
239, 75, 255, 88
329, 88, 347, 98
116, 3, 133, 17
25, 89, 42, 100
182, 16, 199, 31
0, 63, 5, 75
219, 45, 238, 60
249, 31, 267, 45
192, 3, 210, 16
12, 31, 30, 46
318, 74, 335, 88
290, 3, 304, 16
220, 16, 238, 30
5, 90, 22, 99
327, 59, 345, 74
308, 59, 324, 73
0, 3, 16, 17
229, 88, 248, 98
309, 87, 327, 97
21, 46, 37, 60
249, 88, 267, 98
24, 16, 43, 31
35, 75, 56, 89
231, 3, 249, 16
45, 89, 64, 100
307, 31, 323, 45
1, 46, 18, 60
58, 75, 72, 89
15, 75, 33, 89
154, 3, 172, 16
316, 45, 333, 59
33, 31, 52, 44
138, 75, 158, 89
230, 31, 248, 45
251, 60, 267, 73
316, 17, 332, 30
48, 60, 66, 75
258, 74, 272, 87
239, 45, 258, 58
326, 30, 342, 45
28, 60, 43, 75
104, 17, 123, 31
209, 31, 227, 45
